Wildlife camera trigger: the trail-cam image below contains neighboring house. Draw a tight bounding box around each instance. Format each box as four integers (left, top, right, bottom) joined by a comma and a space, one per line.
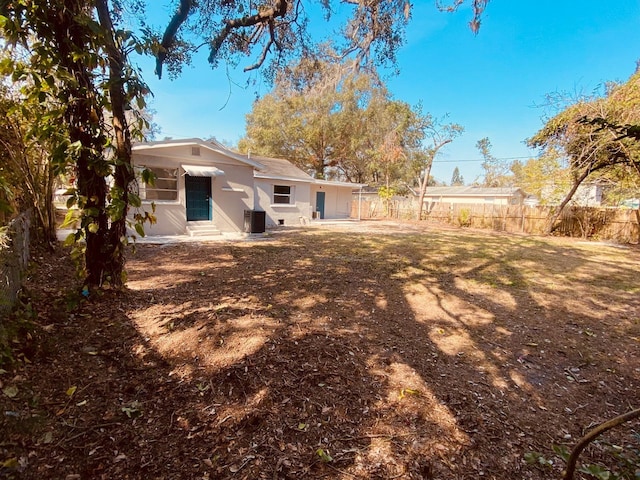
540, 182, 604, 206
131, 138, 362, 236
419, 186, 527, 206
572, 183, 603, 206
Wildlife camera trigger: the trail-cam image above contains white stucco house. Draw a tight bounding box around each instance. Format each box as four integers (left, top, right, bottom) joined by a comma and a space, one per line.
131, 138, 363, 236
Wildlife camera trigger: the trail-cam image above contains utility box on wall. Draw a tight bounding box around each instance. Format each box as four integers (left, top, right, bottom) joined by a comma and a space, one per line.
244, 210, 266, 233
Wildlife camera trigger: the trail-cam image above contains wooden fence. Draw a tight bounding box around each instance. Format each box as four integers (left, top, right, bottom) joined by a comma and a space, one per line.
352, 198, 640, 244
1, 210, 31, 317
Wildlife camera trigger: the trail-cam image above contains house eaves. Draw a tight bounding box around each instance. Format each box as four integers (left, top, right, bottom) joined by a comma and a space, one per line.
314, 179, 367, 188
254, 173, 313, 183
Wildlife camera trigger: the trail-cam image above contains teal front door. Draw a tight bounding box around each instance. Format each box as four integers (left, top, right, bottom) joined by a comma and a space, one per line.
315, 191, 325, 219
185, 175, 211, 221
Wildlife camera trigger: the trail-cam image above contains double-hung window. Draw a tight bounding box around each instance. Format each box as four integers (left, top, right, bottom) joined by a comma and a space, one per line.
273, 185, 293, 204
138, 167, 178, 201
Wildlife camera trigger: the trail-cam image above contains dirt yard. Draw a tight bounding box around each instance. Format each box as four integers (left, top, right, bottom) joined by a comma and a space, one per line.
1, 220, 639, 479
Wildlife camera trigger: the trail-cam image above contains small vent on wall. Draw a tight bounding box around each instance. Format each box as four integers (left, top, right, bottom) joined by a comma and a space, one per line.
191, 146, 201, 156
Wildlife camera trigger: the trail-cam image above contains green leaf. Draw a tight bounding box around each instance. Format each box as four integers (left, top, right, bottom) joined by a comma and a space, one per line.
129, 192, 142, 208
66, 386, 77, 397
552, 444, 570, 461
60, 209, 77, 228
1, 458, 18, 469
316, 448, 333, 463
2, 385, 18, 398
66, 195, 77, 209
88, 222, 99, 233
141, 168, 156, 186
134, 223, 145, 237
63, 232, 77, 247
578, 464, 611, 480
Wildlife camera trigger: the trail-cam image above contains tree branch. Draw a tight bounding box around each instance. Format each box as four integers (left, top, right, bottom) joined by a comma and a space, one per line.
156, 0, 193, 79
208, 0, 288, 65
564, 408, 640, 480
243, 18, 284, 72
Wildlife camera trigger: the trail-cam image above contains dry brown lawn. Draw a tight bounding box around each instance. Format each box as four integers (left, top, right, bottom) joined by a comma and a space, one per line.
1, 220, 639, 479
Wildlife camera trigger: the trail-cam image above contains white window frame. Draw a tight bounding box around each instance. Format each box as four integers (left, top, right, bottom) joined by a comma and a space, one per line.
273, 185, 294, 205
137, 166, 179, 202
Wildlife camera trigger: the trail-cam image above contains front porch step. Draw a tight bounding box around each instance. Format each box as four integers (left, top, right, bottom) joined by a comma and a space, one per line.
186, 223, 222, 237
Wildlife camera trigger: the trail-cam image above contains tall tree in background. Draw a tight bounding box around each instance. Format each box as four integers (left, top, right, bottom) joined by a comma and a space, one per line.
367, 100, 430, 188
414, 119, 464, 220
510, 149, 570, 204
529, 70, 640, 232
451, 167, 464, 186
240, 61, 430, 185
476, 137, 512, 187
239, 62, 387, 180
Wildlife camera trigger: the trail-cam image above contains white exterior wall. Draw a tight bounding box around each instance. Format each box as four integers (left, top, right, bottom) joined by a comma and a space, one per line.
311, 185, 353, 218
212, 163, 255, 232
254, 179, 312, 227
132, 147, 255, 235
573, 184, 603, 206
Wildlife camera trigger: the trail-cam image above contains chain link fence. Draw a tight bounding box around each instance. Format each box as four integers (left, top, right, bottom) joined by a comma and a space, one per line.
0, 211, 31, 318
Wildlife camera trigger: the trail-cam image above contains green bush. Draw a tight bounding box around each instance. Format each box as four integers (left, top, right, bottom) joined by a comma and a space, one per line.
458, 208, 472, 227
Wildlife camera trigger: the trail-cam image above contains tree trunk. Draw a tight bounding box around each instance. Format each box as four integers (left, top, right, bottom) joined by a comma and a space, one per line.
54, 1, 112, 287
96, 0, 135, 288
416, 157, 433, 221
544, 168, 591, 234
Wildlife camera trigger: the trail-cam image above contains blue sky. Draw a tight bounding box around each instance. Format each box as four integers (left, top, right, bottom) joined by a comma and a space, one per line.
135, 1, 640, 184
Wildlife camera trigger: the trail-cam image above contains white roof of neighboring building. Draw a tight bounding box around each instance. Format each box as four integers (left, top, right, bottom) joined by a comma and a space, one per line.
419, 186, 524, 197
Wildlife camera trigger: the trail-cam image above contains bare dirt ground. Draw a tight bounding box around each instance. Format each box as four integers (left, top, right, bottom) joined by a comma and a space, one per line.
1, 220, 639, 479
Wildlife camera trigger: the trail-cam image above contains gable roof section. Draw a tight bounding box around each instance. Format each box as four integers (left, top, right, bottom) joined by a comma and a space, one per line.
132, 138, 266, 170
252, 155, 366, 187
252, 155, 313, 182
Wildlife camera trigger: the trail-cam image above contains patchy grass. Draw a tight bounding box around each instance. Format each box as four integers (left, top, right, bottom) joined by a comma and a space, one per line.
1, 221, 639, 479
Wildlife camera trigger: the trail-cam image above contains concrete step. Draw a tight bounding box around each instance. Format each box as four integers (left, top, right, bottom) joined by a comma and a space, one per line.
186, 222, 221, 237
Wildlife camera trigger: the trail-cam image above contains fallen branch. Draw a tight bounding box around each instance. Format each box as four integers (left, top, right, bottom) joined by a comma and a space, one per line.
564, 407, 640, 480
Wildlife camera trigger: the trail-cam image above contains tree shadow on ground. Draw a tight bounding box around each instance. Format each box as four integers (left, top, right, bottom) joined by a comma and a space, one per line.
121, 228, 640, 478
2, 226, 639, 479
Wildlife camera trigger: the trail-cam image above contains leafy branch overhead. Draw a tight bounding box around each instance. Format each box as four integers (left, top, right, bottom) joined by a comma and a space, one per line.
155, 0, 490, 80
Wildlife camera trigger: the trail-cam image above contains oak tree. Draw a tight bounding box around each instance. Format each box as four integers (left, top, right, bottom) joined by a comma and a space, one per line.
529, 71, 640, 232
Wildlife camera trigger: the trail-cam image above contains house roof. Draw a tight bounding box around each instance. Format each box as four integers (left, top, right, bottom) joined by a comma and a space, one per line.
132, 138, 266, 170
420, 186, 524, 197
251, 155, 313, 181
251, 155, 366, 187
134, 138, 365, 188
